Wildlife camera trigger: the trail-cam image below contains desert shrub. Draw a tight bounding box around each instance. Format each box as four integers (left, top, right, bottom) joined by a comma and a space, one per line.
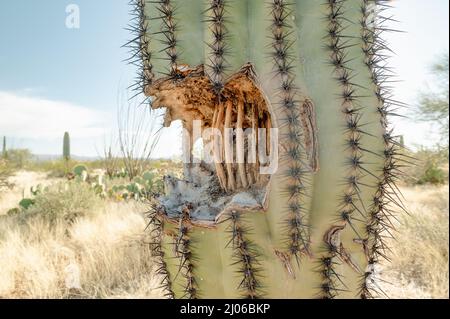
28, 160, 74, 178
28, 160, 95, 179
6, 149, 33, 169
403, 148, 449, 185
417, 161, 447, 185
6, 208, 21, 216
0, 159, 12, 189
21, 181, 101, 225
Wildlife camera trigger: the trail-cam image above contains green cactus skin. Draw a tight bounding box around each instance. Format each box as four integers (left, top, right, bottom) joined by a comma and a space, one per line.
63, 132, 71, 162
128, 0, 406, 299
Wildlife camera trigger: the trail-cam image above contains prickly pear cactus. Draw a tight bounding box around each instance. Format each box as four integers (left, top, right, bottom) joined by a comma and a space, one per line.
127, 0, 406, 299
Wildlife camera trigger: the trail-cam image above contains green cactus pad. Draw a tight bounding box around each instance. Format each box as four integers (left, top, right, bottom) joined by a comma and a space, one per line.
73, 165, 88, 177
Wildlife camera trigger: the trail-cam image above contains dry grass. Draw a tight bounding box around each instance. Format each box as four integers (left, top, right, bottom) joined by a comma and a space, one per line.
380, 185, 449, 299
0, 171, 164, 299
0, 201, 164, 299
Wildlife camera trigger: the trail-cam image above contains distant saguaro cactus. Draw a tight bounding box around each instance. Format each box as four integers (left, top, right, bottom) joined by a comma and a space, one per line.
63, 132, 71, 162
2, 136, 7, 159
127, 0, 408, 299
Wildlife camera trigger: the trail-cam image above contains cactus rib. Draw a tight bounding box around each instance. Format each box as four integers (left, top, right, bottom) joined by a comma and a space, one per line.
270, 0, 310, 265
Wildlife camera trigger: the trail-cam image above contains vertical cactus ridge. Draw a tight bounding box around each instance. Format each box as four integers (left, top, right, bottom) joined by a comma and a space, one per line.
174, 206, 199, 299
125, 0, 154, 100
269, 0, 310, 265
147, 208, 175, 299
320, 0, 364, 298
360, 0, 389, 299
222, 211, 264, 299
153, 0, 180, 78
358, 0, 408, 299
205, 0, 230, 95
320, 256, 348, 299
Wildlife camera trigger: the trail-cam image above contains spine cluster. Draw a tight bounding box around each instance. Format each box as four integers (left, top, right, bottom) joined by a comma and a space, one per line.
174, 207, 198, 299
224, 211, 263, 299
323, 0, 371, 298
206, 0, 229, 95
157, 0, 179, 78
147, 208, 175, 299
360, 0, 408, 299
269, 0, 310, 265
126, 0, 154, 100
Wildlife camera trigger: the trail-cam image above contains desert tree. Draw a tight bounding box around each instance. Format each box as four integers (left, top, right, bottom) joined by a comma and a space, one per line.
117, 91, 162, 180
97, 134, 121, 179
415, 53, 449, 147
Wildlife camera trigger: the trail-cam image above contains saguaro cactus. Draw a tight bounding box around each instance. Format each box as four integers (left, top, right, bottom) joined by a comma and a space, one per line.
127, 0, 406, 299
2, 136, 7, 159
63, 132, 71, 162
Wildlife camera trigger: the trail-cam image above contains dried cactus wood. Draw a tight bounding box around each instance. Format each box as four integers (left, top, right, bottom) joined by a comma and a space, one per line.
127, 0, 405, 299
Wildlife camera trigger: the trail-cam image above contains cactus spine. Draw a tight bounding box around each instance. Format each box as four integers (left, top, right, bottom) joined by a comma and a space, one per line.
128, 0, 405, 299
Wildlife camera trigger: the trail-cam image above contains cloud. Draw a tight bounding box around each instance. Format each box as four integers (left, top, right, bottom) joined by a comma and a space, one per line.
0, 91, 111, 139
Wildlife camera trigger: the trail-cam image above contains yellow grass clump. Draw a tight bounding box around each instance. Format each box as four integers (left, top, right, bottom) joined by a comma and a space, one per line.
380, 185, 449, 299
0, 199, 165, 299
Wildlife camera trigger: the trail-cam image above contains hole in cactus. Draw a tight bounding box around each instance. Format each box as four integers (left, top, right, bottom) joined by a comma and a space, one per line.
146, 63, 276, 225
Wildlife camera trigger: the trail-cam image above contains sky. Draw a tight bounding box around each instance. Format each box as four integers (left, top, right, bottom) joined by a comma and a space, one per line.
385, 0, 449, 148
0, 0, 448, 158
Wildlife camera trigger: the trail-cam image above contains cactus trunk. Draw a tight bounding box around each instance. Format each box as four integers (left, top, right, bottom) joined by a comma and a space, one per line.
128, 0, 405, 299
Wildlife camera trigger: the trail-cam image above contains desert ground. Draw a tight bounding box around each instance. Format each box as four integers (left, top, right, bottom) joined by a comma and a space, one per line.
0, 169, 448, 299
